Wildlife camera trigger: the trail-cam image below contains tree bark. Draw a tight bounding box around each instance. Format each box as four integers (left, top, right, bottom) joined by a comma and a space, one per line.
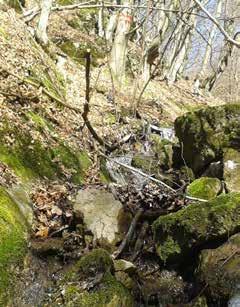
109, 0, 134, 85
35, 0, 53, 46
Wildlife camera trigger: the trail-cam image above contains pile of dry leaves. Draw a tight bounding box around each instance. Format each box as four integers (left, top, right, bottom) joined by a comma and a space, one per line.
31, 184, 74, 238
0, 161, 19, 187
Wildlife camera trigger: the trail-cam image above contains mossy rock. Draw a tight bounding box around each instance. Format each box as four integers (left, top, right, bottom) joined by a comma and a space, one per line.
174, 104, 240, 174
0, 187, 28, 305
185, 296, 208, 307
153, 193, 240, 263
52, 249, 134, 306
198, 233, 240, 301
187, 177, 222, 200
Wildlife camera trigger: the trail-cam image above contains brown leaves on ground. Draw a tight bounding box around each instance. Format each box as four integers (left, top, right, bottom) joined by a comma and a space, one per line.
0, 161, 19, 187
31, 184, 73, 238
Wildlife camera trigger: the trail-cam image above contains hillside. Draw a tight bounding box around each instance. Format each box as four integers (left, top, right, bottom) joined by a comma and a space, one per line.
0, 4, 239, 307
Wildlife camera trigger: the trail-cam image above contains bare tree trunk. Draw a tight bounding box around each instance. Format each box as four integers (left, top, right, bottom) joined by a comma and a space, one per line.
98, 1, 104, 37
35, 0, 53, 46
203, 19, 236, 91
199, 0, 223, 76
109, 0, 134, 85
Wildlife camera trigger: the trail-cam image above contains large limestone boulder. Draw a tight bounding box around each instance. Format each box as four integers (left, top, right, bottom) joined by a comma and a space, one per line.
153, 193, 240, 263
186, 177, 222, 200
50, 249, 134, 307
223, 148, 240, 192
73, 188, 124, 246
198, 233, 240, 301
174, 104, 240, 174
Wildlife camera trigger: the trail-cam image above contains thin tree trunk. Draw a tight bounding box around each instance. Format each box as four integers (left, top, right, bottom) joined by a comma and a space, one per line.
109, 0, 134, 85
35, 0, 53, 46
199, 0, 223, 76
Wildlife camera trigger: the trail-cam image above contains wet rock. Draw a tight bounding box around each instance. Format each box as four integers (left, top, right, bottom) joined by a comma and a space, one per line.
186, 177, 222, 200
114, 259, 136, 274
50, 249, 134, 306
223, 148, 240, 192
198, 233, 240, 301
153, 193, 240, 263
73, 188, 124, 247
140, 270, 187, 305
202, 161, 223, 179
175, 104, 240, 174
30, 238, 64, 256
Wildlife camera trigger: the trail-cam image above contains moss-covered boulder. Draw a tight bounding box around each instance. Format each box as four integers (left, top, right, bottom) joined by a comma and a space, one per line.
174, 104, 240, 174
223, 148, 240, 192
51, 249, 134, 306
0, 187, 28, 305
186, 177, 222, 200
198, 233, 240, 301
153, 193, 240, 263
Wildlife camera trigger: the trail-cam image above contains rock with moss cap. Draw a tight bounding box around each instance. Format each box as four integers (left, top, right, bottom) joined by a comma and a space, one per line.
187, 177, 222, 200
198, 233, 240, 301
51, 248, 134, 307
174, 104, 240, 174
153, 193, 240, 263
223, 148, 240, 192
0, 187, 28, 305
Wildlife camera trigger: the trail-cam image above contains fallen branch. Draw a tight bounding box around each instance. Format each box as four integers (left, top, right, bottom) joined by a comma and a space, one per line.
112, 208, 143, 259
100, 152, 208, 203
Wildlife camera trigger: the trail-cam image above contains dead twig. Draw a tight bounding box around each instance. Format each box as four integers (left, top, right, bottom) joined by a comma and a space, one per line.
112, 208, 143, 259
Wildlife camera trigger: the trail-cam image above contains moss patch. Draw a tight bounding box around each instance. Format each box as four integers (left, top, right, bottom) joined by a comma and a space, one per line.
0, 187, 27, 305
187, 177, 222, 200
56, 249, 134, 306
174, 104, 240, 174
198, 233, 240, 300
153, 193, 240, 263
0, 118, 91, 183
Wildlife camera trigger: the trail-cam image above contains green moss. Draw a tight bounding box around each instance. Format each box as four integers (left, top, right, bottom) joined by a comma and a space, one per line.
27, 64, 66, 102
175, 104, 240, 174
58, 39, 105, 67
0, 119, 91, 183
60, 249, 133, 306
198, 233, 240, 299
0, 187, 27, 305
25, 111, 53, 132
187, 177, 222, 200
153, 193, 240, 262
6, 0, 22, 12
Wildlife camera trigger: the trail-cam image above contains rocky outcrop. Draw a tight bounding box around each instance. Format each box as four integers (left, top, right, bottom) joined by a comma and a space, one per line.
198, 233, 240, 301
175, 104, 240, 174
153, 193, 240, 262
73, 189, 125, 247
186, 177, 222, 200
